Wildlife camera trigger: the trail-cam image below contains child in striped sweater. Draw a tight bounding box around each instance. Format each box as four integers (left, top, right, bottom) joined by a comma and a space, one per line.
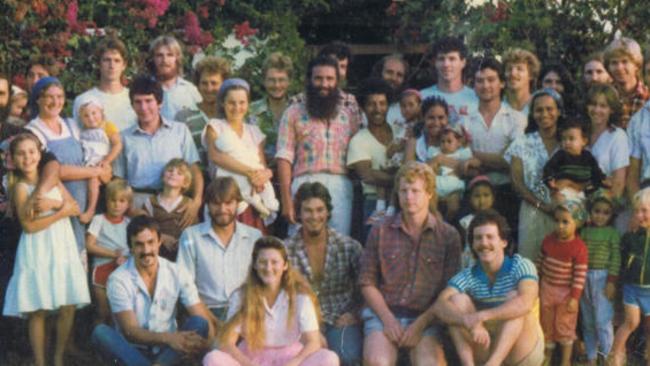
538, 196, 589, 366
579, 190, 619, 365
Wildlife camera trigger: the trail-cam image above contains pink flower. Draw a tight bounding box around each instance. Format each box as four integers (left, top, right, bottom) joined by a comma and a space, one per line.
234, 21, 257, 46
198, 4, 209, 19
184, 11, 203, 43
66, 0, 78, 25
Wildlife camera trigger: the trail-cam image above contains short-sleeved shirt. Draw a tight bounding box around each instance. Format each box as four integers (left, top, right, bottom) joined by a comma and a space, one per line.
87, 214, 130, 268
459, 103, 527, 185
114, 117, 199, 190
160, 77, 202, 122
226, 290, 319, 347
285, 228, 363, 325
448, 254, 538, 310
249, 97, 284, 160
275, 92, 361, 177
590, 127, 629, 176
419, 85, 479, 125
107, 256, 200, 350
72, 87, 137, 131
177, 221, 262, 308
358, 213, 462, 316
628, 101, 650, 181
346, 128, 388, 195
174, 108, 210, 166
504, 132, 555, 203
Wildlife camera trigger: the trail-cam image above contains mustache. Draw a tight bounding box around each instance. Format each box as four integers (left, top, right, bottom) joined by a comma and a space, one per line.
138, 253, 155, 259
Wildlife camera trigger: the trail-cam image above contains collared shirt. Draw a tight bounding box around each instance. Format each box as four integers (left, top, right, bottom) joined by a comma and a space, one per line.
249, 97, 283, 160
114, 117, 199, 190
448, 254, 538, 310
107, 257, 200, 345
174, 108, 210, 167
285, 228, 363, 325
628, 101, 650, 181
177, 221, 262, 308
459, 102, 527, 185
275, 91, 362, 177
227, 290, 319, 347
618, 80, 649, 129
160, 77, 202, 121
358, 213, 461, 315
419, 85, 479, 125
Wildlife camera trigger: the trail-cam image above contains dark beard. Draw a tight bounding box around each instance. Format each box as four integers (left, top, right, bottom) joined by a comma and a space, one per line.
306, 84, 340, 120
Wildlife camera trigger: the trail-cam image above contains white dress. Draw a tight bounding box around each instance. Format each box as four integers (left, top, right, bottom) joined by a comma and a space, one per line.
3, 184, 90, 317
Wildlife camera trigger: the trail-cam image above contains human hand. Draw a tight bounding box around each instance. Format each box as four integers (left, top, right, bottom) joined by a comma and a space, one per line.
605, 282, 616, 300
566, 298, 579, 313
61, 199, 81, 217
334, 312, 359, 327
382, 316, 404, 345
386, 139, 406, 158
178, 198, 201, 228
400, 319, 425, 348
166, 331, 205, 354
462, 312, 483, 330
281, 198, 296, 224
471, 324, 490, 350
33, 194, 62, 213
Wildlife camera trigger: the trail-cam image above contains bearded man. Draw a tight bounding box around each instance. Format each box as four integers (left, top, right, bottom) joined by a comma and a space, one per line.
276, 55, 362, 236
177, 177, 263, 321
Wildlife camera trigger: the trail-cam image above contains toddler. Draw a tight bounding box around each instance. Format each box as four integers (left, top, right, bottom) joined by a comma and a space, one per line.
85, 179, 131, 325
75, 95, 123, 223
543, 120, 606, 200
140, 158, 197, 261
458, 175, 496, 269
7, 85, 28, 126
609, 187, 650, 366
538, 196, 588, 366
385, 89, 422, 169
579, 189, 619, 365
427, 125, 480, 219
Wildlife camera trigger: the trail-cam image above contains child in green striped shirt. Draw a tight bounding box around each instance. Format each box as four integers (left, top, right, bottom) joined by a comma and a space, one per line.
579, 190, 620, 365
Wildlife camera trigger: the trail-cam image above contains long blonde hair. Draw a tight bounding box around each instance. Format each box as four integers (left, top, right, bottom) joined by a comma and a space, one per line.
219, 236, 321, 351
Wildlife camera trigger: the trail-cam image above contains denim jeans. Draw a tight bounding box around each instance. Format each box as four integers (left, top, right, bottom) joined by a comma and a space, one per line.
580, 269, 614, 360
91, 315, 209, 366
323, 323, 362, 366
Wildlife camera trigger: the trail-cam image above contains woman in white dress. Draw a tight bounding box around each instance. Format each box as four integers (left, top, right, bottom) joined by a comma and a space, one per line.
505, 88, 564, 260
2, 133, 90, 366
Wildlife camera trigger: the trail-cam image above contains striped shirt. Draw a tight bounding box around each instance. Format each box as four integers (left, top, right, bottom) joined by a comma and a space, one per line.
580, 226, 620, 282
537, 233, 589, 299
448, 254, 538, 310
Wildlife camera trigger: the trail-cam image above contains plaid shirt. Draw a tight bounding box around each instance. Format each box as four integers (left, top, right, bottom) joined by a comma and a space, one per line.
618, 80, 649, 129
285, 228, 363, 325
359, 213, 462, 316
275, 91, 361, 177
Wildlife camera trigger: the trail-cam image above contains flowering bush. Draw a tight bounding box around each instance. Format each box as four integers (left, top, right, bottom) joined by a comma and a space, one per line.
0, 0, 326, 104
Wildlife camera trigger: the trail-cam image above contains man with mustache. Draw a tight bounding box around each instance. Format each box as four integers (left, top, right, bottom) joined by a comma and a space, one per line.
92, 215, 214, 365
276, 55, 362, 236
285, 182, 363, 365
148, 35, 202, 121
177, 177, 262, 321
372, 54, 409, 128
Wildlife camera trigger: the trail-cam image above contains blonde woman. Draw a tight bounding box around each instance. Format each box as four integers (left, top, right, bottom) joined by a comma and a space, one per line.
203, 236, 339, 366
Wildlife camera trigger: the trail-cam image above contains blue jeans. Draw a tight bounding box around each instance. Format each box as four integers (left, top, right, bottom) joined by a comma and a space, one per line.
580, 270, 614, 360
91, 315, 209, 366
323, 323, 362, 366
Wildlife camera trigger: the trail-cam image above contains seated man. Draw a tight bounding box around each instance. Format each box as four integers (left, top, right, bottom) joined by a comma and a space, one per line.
434, 210, 544, 366
92, 215, 214, 366
359, 161, 461, 366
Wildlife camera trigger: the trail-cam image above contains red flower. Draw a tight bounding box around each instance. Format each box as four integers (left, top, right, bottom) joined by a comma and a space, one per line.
198, 4, 209, 19
66, 0, 78, 26
234, 21, 257, 46
32, 0, 49, 17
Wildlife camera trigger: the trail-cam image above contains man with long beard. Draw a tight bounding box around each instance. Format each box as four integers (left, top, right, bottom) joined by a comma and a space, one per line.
148, 35, 202, 121
285, 182, 363, 366
276, 55, 362, 236
177, 177, 262, 321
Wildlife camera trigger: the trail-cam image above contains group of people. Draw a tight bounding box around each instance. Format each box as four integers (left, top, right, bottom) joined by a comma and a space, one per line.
3, 30, 650, 366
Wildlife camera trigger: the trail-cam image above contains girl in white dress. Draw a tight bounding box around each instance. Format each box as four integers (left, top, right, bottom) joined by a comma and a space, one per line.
2, 133, 90, 366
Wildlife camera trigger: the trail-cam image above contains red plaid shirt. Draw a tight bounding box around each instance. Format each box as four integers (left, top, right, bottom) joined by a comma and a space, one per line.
618, 80, 649, 129
359, 213, 461, 315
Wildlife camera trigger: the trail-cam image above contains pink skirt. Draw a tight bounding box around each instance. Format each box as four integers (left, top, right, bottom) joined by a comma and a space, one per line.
203, 341, 339, 366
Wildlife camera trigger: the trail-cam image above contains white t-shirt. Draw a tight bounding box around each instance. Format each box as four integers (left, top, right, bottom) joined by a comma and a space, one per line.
590, 127, 630, 176
347, 128, 388, 195
420, 85, 479, 125
73, 87, 137, 131
87, 214, 130, 268
160, 77, 202, 121
227, 290, 319, 347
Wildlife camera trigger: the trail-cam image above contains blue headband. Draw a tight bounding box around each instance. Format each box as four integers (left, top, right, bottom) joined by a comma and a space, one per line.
531, 87, 564, 113
218, 78, 250, 101
29, 76, 62, 118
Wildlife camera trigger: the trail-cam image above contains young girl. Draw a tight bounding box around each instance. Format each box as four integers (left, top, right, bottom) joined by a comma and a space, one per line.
458, 175, 496, 269
203, 236, 339, 366
141, 158, 197, 261
2, 133, 90, 366
579, 189, 619, 365
428, 125, 480, 219
538, 196, 589, 366
85, 178, 131, 325
610, 187, 650, 366
75, 95, 123, 224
